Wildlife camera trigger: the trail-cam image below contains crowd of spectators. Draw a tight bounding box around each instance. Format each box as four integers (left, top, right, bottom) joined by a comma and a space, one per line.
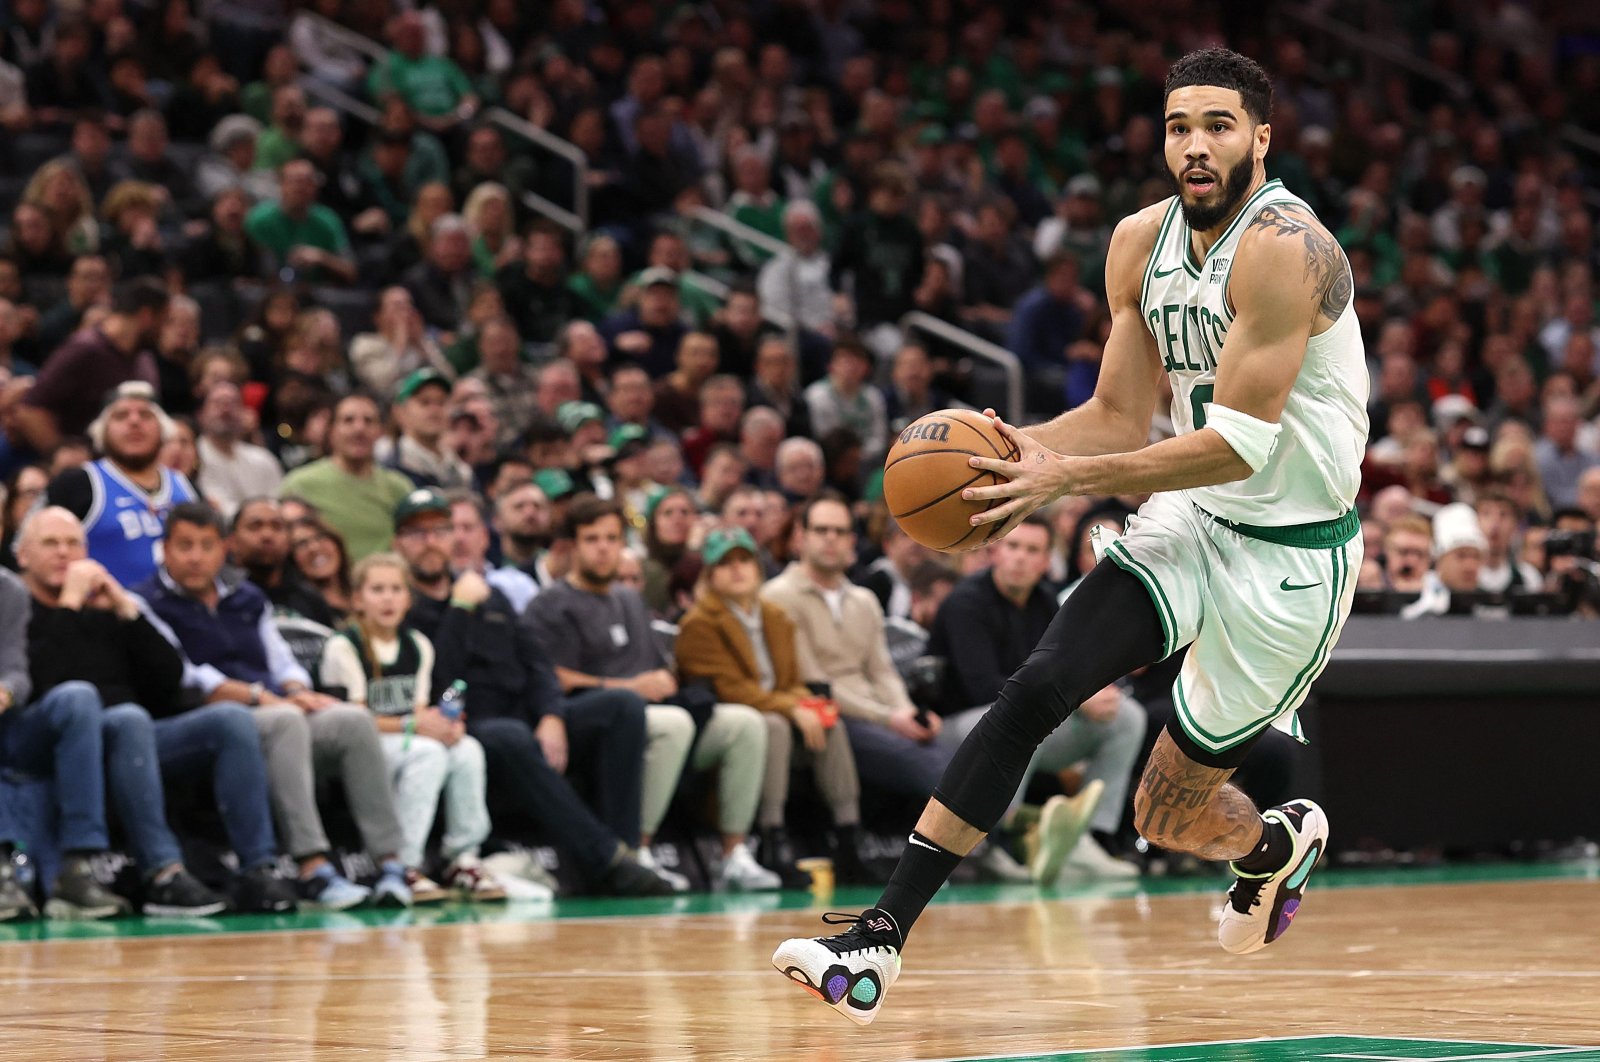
0, 0, 1597, 916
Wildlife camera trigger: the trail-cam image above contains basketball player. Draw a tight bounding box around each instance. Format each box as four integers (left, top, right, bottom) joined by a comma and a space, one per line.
773, 48, 1367, 1025
44, 382, 197, 587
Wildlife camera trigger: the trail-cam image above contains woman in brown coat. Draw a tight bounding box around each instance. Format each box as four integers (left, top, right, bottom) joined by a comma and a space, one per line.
676, 528, 873, 882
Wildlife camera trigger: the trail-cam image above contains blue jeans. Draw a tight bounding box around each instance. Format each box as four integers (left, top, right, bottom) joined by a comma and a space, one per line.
153, 704, 278, 871
842, 717, 955, 800
0, 682, 109, 853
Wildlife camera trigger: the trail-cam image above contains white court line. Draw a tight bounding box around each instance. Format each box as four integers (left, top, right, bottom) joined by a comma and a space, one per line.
906, 1038, 1597, 1062
908, 1034, 1318, 1062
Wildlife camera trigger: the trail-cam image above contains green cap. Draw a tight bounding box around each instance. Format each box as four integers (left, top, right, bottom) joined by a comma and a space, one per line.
914, 124, 947, 147
393, 486, 450, 529
608, 422, 649, 453
557, 400, 604, 434
532, 467, 575, 500
701, 526, 758, 567
396, 367, 451, 403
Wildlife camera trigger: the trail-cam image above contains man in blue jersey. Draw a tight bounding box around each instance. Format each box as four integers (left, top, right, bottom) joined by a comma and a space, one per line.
45, 382, 197, 588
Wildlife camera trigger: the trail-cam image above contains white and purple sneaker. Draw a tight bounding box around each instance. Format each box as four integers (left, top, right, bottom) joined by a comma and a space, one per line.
773, 908, 902, 1026
1218, 799, 1329, 955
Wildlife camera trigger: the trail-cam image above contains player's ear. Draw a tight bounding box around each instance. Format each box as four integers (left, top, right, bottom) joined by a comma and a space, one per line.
1255, 122, 1272, 161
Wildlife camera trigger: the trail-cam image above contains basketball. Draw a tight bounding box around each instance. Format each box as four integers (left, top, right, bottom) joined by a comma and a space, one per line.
883, 408, 1021, 553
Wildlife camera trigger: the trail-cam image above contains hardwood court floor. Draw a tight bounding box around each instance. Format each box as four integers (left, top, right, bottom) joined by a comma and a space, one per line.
0, 865, 1597, 1061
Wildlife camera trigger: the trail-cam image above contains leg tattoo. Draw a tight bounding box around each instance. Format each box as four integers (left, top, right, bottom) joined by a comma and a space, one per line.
1134, 733, 1264, 861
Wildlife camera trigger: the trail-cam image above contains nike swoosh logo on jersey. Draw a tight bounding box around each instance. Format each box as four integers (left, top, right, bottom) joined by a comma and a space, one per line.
1279, 578, 1322, 592
1152, 265, 1183, 278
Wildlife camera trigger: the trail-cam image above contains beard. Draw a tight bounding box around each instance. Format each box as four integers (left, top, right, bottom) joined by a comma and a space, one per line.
410, 548, 451, 585
575, 560, 616, 588
104, 437, 161, 473
1172, 151, 1256, 232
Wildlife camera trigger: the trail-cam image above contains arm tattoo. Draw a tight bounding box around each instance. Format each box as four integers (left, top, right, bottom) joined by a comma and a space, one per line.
1135, 734, 1264, 860
1247, 204, 1354, 321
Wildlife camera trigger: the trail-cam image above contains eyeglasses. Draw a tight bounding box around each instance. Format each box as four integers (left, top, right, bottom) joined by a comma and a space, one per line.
806, 525, 853, 538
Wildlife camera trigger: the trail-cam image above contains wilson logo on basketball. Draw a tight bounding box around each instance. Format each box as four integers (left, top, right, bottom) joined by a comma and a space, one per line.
899, 421, 951, 445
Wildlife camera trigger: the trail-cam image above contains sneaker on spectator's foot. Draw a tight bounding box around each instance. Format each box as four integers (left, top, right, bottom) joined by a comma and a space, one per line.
772, 908, 903, 1027
0, 861, 38, 921
444, 855, 507, 903
296, 863, 371, 911
830, 827, 887, 886
1031, 779, 1103, 884
481, 851, 557, 901
143, 869, 227, 917
595, 854, 676, 897
233, 865, 297, 913
720, 842, 782, 891
45, 856, 131, 920
635, 846, 690, 893
403, 868, 448, 905
972, 840, 1033, 884
1218, 800, 1329, 955
1061, 833, 1140, 880
373, 861, 413, 907
755, 827, 812, 889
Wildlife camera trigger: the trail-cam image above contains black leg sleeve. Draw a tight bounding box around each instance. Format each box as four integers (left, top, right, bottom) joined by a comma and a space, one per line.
932, 560, 1167, 832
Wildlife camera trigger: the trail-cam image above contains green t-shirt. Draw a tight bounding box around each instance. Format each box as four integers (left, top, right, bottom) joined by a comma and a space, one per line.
367, 52, 472, 117
279, 459, 414, 562
253, 126, 300, 173
245, 202, 352, 259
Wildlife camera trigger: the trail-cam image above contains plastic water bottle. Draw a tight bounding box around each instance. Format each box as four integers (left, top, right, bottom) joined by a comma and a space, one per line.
439, 680, 468, 722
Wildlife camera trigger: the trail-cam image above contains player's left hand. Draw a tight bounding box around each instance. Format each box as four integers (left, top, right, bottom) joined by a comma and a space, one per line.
963, 414, 1075, 538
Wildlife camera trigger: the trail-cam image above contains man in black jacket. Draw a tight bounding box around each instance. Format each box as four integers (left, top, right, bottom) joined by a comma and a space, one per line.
927, 514, 1144, 881
390, 488, 673, 896
229, 497, 336, 627
17, 507, 297, 913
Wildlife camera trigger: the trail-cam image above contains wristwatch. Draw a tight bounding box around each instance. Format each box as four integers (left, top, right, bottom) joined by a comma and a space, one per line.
248, 682, 265, 706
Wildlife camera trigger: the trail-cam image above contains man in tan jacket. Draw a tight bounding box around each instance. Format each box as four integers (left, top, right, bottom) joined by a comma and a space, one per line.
761, 494, 954, 798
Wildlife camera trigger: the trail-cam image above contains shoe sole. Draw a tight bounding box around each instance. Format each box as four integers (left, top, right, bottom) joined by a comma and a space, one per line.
0, 906, 38, 921
771, 940, 896, 1027
144, 901, 228, 918
1219, 800, 1329, 955
1031, 779, 1103, 884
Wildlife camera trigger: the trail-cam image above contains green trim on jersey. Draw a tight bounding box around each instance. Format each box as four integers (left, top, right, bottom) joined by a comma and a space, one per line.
1197, 505, 1359, 549
1273, 545, 1349, 715
1180, 178, 1284, 278
1106, 541, 1175, 659
1140, 199, 1181, 311
1171, 544, 1346, 752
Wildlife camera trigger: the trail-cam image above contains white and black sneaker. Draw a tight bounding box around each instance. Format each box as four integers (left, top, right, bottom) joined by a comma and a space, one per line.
1218, 799, 1329, 955
772, 908, 902, 1026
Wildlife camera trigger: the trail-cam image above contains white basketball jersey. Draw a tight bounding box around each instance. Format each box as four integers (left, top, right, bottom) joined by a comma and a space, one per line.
1138, 179, 1369, 526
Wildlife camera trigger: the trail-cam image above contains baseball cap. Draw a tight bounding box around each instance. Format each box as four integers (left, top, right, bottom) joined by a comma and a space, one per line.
1431, 393, 1480, 431
1065, 174, 1102, 198
532, 467, 575, 500
608, 422, 649, 455
393, 487, 450, 529
637, 266, 679, 290
914, 124, 947, 147
701, 526, 758, 567
1433, 502, 1488, 558
557, 400, 604, 434
396, 367, 451, 403
1460, 425, 1491, 451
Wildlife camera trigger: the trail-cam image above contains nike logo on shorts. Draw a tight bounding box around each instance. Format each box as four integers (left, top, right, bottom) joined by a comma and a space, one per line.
1279, 578, 1322, 591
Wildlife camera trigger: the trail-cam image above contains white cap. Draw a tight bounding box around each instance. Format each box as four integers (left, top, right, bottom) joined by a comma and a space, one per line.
1432, 502, 1487, 558
1431, 393, 1479, 431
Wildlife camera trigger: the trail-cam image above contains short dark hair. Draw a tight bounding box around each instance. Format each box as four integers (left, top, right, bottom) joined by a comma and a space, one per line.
907, 559, 957, 596
798, 490, 851, 530
334, 390, 385, 420
112, 277, 170, 317
228, 496, 281, 534
165, 501, 226, 540
565, 493, 626, 538
1013, 512, 1054, 541
1164, 47, 1273, 125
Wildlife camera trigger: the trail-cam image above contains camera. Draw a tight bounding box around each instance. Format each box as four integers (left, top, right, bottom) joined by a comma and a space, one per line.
1544, 530, 1596, 559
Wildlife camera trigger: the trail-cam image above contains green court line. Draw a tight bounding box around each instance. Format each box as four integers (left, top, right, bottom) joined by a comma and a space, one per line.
0, 859, 1594, 944
919, 1035, 1600, 1062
